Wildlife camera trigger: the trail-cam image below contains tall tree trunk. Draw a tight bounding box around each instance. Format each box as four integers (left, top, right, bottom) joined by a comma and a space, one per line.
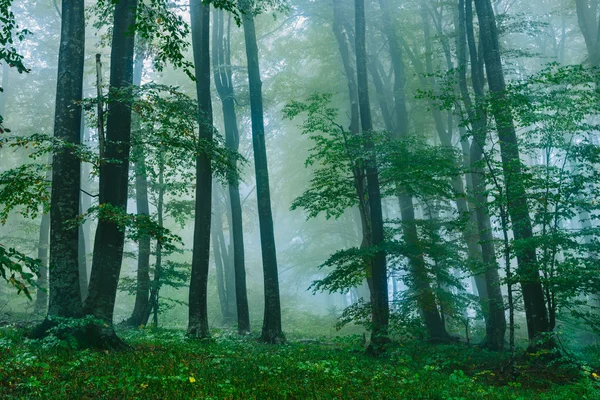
34, 212, 50, 315
78, 197, 88, 301
474, 0, 549, 342
331, 0, 374, 315
377, 0, 447, 341
212, 9, 249, 333
221, 194, 237, 319
126, 45, 152, 328
241, 1, 284, 343
456, 0, 506, 351
575, 0, 600, 65
355, 0, 389, 350
188, 0, 213, 339
149, 153, 165, 328
212, 185, 234, 324
0, 62, 8, 123
84, 0, 138, 337
45, 0, 85, 321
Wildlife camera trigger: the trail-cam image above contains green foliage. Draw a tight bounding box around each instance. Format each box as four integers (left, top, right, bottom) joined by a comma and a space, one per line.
505, 64, 600, 328
0, 163, 49, 224
0, 0, 30, 75
91, 0, 194, 80
0, 328, 598, 399
284, 93, 360, 219
0, 245, 40, 299
288, 93, 472, 335
78, 204, 182, 253
309, 247, 376, 294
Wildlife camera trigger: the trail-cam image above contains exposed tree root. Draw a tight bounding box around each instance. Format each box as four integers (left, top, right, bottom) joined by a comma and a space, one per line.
30, 317, 130, 351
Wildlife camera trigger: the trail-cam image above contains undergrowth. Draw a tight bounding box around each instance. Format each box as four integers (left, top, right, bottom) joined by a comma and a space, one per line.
0, 327, 598, 399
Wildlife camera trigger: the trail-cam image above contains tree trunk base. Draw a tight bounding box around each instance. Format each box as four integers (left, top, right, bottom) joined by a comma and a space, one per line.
260, 328, 285, 344
187, 325, 211, 340
31, 317, 130, 351
365, 334, 390, 356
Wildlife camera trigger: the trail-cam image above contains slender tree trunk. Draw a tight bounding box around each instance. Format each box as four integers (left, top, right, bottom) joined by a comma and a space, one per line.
212, 9, 250, 333
126, 44, 152, 328
188, 0, 213, 339
45, 0, 85, 321
331, 0, 376, 316
241, 1, 284, 343
212, 185, 234, 324
0, 62, 8, 123
84, 0, 138, 339
377, 0, 447, 341
455, 0, 506, 350
78, 196, 88, 302
474, 0, 549, 342
221, 193, 237, 319
34, 212, 50, 315
150, 154, 165, 328
355, 0, 389, 350
575, 0, 600, 66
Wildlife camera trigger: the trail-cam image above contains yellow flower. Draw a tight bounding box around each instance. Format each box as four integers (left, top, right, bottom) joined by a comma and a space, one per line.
189, 377, 196, 383
592, 372, 599, 379
140, 383, 148, 389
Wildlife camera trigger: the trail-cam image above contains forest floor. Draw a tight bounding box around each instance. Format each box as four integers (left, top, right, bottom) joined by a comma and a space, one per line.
0, 327, 599, 399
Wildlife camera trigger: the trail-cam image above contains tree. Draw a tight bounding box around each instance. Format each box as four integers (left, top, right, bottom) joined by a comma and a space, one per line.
45, 0, 85, 322
474, 0, 550, 343
83, 0, 139, 346
456, 0, 506, 350
354, 0, 388, 350
125, 45, 151, 328
188, 0, 214, 339
575, 0, 600, 66
212, 7, 250, 334
375, 0, 448, 342
240, 0, 284, 344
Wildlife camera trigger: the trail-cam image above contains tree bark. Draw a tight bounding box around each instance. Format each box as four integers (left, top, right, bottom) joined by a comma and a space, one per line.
377, 0, 448, 341
212, 9, 250, 333
456, 0, 506, 351
126, 44, 152, 328
84, 0, 138, 332
46, 0, 85, 320
212, 184, 235, 324
355, 0, 389, 350
33, 212, 50, 315
188, 0, 213, 339
241, 1, 284, 343
474, 0, 549, 342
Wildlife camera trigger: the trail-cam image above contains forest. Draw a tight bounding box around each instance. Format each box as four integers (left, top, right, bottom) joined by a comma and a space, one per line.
0, 0, 600, 398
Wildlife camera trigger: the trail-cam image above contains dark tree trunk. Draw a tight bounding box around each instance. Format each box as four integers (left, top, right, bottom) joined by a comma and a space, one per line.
78, 198, 88, 302
377, 0, 447, 341
0, 62, 8, 123
456, 0, 506, 350
241, 1, 284, 344
212, 9, 250, 333
474, 0, 549, 342
46, 0, 85, 320
84, 0, 138, 332
332, 0, 375, 313
188, 0, 213, 339
149, 154, 165, 328
221, 196, 236, 319
575, 0, 600, 65
212, 185, 234, 324
355, 0, 389, 350
126, 45, 152, 328
34, 211, 50, 315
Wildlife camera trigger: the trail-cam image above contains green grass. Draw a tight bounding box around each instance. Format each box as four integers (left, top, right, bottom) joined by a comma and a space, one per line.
0, 327, 599, 399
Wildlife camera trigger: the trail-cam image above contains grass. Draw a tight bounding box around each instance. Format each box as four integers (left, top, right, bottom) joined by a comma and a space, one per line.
0, 327, 599, 399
